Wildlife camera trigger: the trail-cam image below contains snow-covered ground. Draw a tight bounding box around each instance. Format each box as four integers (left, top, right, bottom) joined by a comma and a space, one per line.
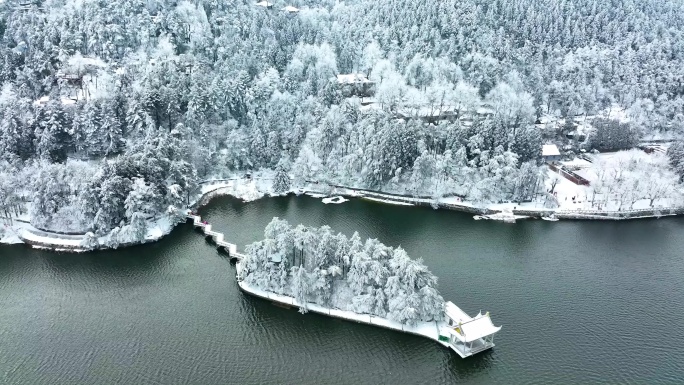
199, 170, 277, 203
0, 221, 26, 244
545, 170, 591, 211
1, 212, 35, 244
603, 104, 630, 123
142, 216, 175, 242
551, 151, 680, 212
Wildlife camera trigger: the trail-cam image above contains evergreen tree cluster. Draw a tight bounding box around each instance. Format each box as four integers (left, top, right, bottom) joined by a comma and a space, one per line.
588, 118, 640, 152
243, 218, 445, 325
0, 0, 682, 231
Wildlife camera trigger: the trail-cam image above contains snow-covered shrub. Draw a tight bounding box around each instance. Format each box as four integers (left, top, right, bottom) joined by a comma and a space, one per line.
233, 180, 264, 202
80, 232, 99, 250
167, 205, 188, 225
107, 226, 121, 249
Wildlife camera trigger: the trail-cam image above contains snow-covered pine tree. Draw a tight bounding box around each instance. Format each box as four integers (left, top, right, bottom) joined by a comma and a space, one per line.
36, 101, 72, 163
272, 161, 291, 195
291, 265, 312, 313
124, 178, 158, 221
121, 212, 147, 244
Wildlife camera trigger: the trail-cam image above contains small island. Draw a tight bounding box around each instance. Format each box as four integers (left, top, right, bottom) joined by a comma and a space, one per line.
236, 218, 501, 357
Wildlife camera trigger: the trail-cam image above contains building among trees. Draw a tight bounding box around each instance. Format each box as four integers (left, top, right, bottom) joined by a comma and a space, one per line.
255, 1, 273, 9
282, 5, 299, 14
336, 74, 375, 98
542, 144, 562, 163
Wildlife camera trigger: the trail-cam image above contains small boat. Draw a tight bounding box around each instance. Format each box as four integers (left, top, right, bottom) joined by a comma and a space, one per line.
541, 216, 559, 222
322, 196, 348, 204
473, 215, 485, 220
485, 209, 518, 223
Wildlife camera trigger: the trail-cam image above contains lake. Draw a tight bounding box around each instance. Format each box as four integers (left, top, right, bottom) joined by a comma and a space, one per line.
1, 195, 683, 384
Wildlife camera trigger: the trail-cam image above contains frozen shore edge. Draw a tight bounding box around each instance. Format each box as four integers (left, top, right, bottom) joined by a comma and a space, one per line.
3, 177, 682, 252
235, 263, 452, 351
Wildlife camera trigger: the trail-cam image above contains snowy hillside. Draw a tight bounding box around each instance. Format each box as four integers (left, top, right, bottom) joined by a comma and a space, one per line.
1, 0, 684, 236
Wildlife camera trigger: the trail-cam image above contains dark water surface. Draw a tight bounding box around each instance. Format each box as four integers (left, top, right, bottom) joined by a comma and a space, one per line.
2, 195, 684, 384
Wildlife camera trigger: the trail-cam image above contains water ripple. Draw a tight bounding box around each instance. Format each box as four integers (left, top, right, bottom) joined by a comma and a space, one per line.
1, 196, 683, 384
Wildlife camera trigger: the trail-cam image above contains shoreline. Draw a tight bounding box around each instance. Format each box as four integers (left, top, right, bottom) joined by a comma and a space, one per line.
0, 181, 239, 252
3, 176, 683, 252
316, 184, 684, 221
237, 278, 449, 346
234, 262, 461, 354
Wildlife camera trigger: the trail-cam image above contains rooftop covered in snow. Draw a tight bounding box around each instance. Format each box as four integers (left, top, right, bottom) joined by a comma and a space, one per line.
442, 301, 501, 356
456, 313, 501, 342
337, 73, 373, 84
542, 144, 561, 157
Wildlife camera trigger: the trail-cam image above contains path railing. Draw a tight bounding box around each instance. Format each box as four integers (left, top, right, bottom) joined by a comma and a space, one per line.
187, 214, 241, 259
314, 180, 684, 219
553, 207, 683, 219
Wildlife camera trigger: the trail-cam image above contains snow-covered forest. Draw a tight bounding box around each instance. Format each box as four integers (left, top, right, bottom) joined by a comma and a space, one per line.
242, 218, 444, 324
2, 0, 684, 235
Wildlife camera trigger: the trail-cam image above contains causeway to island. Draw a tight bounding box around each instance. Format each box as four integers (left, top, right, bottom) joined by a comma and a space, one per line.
188, 213, 501, 358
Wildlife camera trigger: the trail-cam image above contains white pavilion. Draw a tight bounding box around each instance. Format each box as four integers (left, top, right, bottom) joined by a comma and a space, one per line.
440, 301, 501, 357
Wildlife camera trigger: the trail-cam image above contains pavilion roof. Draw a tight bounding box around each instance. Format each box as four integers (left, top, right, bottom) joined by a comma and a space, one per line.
445, 301, 501, 342
542, 144, 561, 156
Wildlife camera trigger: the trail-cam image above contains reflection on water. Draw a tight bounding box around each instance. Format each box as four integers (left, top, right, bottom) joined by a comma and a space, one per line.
445, 349, 495, 382
1, 195, 684, 384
